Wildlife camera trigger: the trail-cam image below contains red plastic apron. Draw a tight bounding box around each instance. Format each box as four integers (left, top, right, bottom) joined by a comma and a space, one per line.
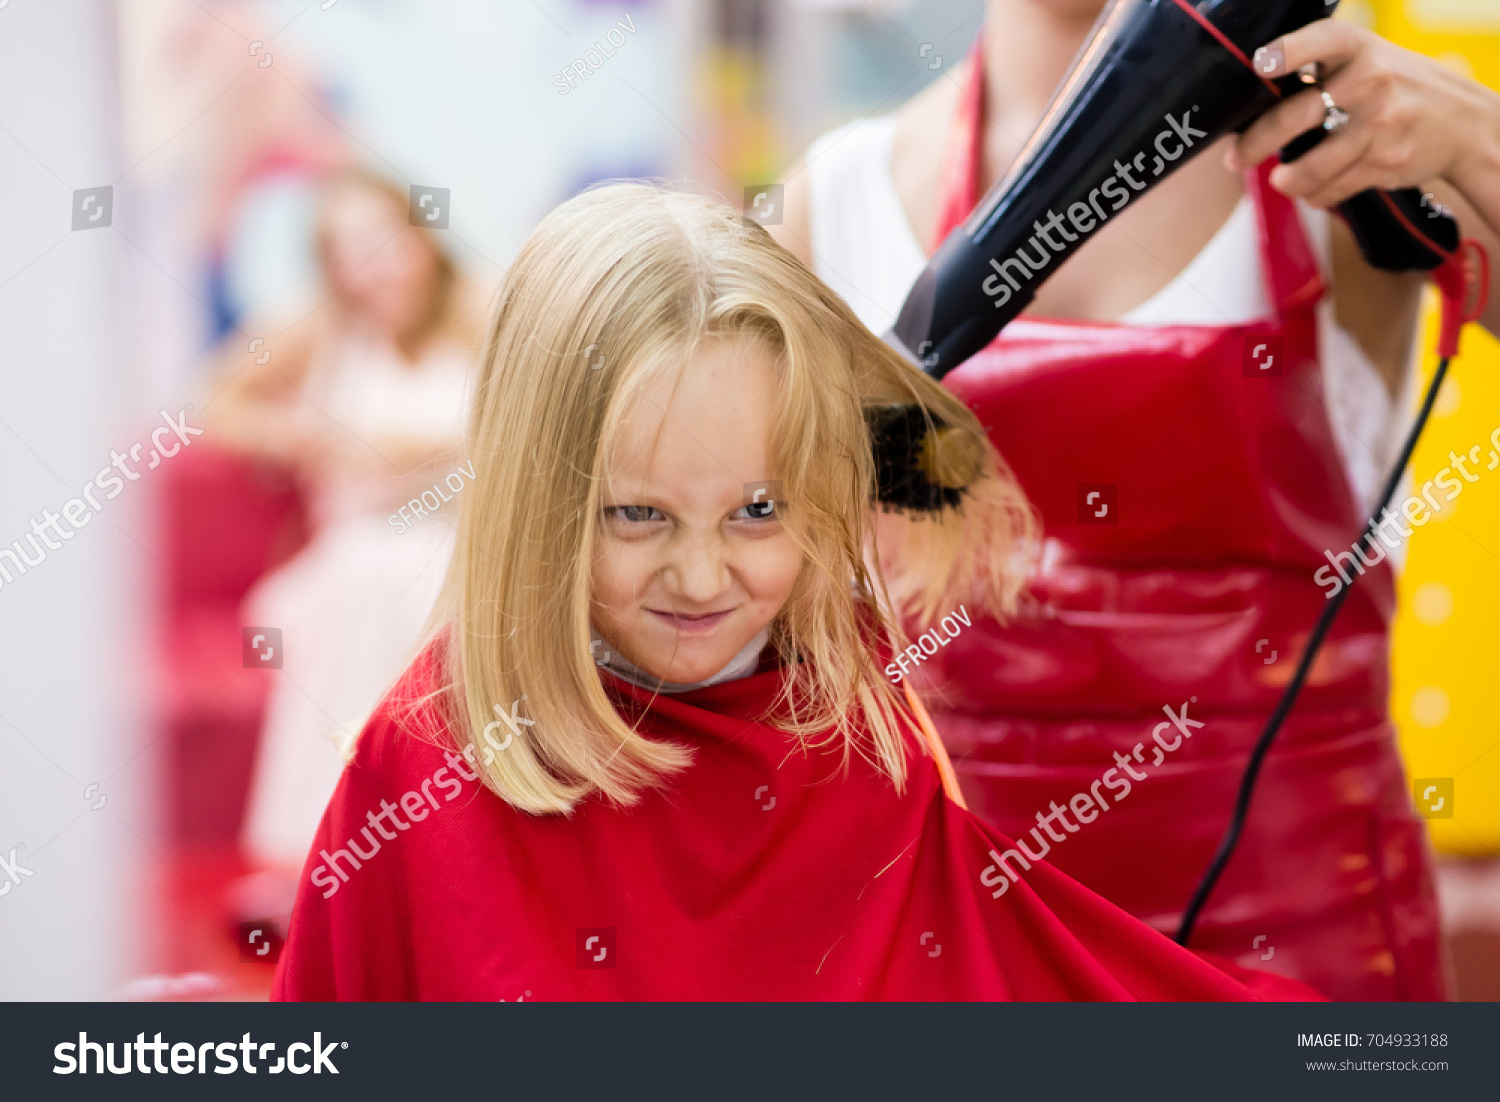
912, 40, 1446, 1000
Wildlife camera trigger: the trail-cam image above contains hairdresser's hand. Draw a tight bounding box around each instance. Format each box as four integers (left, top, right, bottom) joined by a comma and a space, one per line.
1226, 20, 1500, 215
1228, 19, 1500, 338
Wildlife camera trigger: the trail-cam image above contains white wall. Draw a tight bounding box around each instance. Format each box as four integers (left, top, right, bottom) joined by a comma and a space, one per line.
0, 0, 153, 999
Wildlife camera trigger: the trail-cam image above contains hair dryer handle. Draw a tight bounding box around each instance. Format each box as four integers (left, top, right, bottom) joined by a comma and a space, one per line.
1279, 125, 1459, 271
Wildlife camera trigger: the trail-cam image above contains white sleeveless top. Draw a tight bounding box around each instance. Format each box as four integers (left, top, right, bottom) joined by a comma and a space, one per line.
805, 116, 1416, 519
297, 330, 474, 529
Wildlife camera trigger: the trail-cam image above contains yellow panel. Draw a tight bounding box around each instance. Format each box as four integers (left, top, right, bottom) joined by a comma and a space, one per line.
1372, 2, 1500, 853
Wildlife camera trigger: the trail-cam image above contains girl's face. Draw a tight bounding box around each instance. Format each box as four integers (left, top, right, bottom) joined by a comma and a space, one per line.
591, 337, 804, 685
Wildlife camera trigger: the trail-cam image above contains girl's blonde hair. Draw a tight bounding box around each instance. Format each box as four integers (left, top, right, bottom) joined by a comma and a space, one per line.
423, 181, 1035, 815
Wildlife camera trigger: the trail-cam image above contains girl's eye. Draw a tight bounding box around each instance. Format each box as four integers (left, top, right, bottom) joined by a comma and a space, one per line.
606, 505, 664, 523
736, 499, 778, 521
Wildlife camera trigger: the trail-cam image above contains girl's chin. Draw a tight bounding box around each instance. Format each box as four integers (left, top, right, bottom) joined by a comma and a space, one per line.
628, 636, 747, 684
635, 656, 734, 684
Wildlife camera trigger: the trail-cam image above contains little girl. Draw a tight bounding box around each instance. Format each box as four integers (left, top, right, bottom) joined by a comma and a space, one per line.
272, 182, 1312, 1000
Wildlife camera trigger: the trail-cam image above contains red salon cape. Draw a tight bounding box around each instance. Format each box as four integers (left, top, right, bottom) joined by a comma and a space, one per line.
272, 643, 1317, 1001
913, 36, 1446, 1002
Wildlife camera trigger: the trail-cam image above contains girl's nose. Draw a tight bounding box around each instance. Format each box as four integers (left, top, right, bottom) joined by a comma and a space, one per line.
664, 532, 732, 602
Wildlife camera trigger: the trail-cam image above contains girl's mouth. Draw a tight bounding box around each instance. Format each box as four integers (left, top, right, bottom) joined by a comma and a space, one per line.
648, 608, 732, 635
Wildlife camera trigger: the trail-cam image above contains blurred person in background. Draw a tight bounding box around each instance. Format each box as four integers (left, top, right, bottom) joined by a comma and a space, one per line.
204, 169, 486, 892
772, 5, 1500, 1000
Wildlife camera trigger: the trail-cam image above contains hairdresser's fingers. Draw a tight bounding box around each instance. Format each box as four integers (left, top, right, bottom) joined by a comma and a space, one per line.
1250, 19, 1366, 85
1257, 57, 1465, 206
1269, 128, 1378, 208
1226, 21, 1371, 172
1226, 84, 1330, 172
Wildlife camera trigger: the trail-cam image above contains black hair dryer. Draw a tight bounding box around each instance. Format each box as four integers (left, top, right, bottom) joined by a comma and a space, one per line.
887, 0, 1461, 377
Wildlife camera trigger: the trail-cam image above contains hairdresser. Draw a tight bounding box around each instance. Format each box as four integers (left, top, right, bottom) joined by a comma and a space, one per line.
771, 4, 1500, 1001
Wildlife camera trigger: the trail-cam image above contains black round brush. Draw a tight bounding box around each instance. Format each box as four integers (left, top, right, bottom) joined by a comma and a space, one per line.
865, 404, 983, 515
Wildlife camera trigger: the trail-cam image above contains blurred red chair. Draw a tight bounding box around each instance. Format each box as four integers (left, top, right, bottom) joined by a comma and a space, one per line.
159, 441, 308, 847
